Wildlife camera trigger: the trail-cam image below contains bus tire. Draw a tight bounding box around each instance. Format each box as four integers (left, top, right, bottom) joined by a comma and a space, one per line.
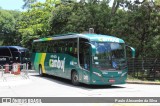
71, 71, 79, 86
39, 65, 44, 77
106, 85, 112, 87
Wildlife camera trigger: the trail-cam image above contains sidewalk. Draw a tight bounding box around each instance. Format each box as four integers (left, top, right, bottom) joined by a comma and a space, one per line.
126, 80, 160, 85
0, 70, 31, 86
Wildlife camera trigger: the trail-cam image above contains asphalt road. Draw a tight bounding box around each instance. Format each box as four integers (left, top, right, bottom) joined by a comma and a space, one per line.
0, 73, 160, 97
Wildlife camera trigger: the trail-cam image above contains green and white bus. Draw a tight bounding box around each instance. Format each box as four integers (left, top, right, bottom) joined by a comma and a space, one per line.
31, 33, 135, 85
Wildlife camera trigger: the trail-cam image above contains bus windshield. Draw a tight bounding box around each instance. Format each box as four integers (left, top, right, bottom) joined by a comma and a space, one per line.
11, 49, 30, 63
12, 52, 21, 62
91, 42, 127, 71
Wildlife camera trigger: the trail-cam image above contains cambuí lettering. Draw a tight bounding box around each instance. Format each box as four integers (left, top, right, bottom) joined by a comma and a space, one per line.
49, 57, 65, 72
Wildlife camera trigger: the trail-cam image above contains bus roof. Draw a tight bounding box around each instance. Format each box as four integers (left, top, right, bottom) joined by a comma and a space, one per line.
33, 33, 125, 43
0, 46, 28, 50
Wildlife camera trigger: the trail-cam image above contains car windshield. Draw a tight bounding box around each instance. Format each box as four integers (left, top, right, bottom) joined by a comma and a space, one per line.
91, 42, 127, 71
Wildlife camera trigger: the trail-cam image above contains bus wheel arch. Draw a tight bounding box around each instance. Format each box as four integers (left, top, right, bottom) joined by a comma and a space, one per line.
71, 69, 79, 86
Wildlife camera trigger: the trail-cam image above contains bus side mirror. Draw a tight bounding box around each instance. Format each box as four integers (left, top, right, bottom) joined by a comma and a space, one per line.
84, 42, 96, 56
131, 47, 135, 58
126, 45, 135, 58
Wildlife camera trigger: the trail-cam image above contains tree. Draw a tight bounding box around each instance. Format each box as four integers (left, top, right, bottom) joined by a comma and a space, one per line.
22, 0, 37, 9
0, 9, 21, 45
49, 0, 112, 34
18, 0, 58, 48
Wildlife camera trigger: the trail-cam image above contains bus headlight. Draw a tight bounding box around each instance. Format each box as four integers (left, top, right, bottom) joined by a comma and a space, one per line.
121, 72, 127, 77
93, 72, 102, 77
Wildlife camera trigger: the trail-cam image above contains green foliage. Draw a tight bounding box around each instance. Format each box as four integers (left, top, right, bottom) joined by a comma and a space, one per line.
0, 10, 15, 33
0, 9, 21, 45
18, 0, 57, 49
120, 1, 160, 58
50, 0, 112, 34
22, 0, 37, 9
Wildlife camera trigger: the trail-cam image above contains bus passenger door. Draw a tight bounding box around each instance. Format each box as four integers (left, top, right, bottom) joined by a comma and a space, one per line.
83, 44, 90, 70
79, 40, 91, 83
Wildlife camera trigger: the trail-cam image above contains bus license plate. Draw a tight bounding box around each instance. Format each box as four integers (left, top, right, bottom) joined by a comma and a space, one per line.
109, 79, 115, 83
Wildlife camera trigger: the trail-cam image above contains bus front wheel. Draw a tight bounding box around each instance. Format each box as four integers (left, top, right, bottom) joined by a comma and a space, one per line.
71, 71, 79, 86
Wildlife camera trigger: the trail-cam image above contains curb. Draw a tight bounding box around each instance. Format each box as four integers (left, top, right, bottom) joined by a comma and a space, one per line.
21, 70, 37, 73
126, 81, 160, 85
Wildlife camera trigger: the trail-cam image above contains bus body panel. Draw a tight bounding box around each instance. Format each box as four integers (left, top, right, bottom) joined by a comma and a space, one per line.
90, 67, 128, 85
32, 52, 85, 82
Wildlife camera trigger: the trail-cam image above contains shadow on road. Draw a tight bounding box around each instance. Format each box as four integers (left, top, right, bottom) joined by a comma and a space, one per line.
31, 74, 125, 89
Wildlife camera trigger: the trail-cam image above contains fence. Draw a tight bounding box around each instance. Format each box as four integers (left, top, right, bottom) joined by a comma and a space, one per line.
128, 58, 160, 80
0, 63, 29, 80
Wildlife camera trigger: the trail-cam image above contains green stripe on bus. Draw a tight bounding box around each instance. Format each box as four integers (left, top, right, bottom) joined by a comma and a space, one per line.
34, 53, 42, 71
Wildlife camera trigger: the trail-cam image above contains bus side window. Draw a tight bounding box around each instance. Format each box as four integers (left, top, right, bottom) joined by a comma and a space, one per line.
58, 41, 61, 53
70, 47, 73, 53
53, 45, 56, 53
64, 47, 67, 53
53, 41, 57, 53
73, 42, 77, 57
60, 40, 65, 53
43, 42, 47, 53
62, 41, 66, 53
57, 47, 59, 53
34, 42, 39, 52
46, 42, 50, 53
51, 41, 56, 53
68, 42, 73, 56
74, 48, 77, 54
38, 42, 42, 52
65, 39, 69, 54
60, 47, 62, 52
0, 48, 12, 57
